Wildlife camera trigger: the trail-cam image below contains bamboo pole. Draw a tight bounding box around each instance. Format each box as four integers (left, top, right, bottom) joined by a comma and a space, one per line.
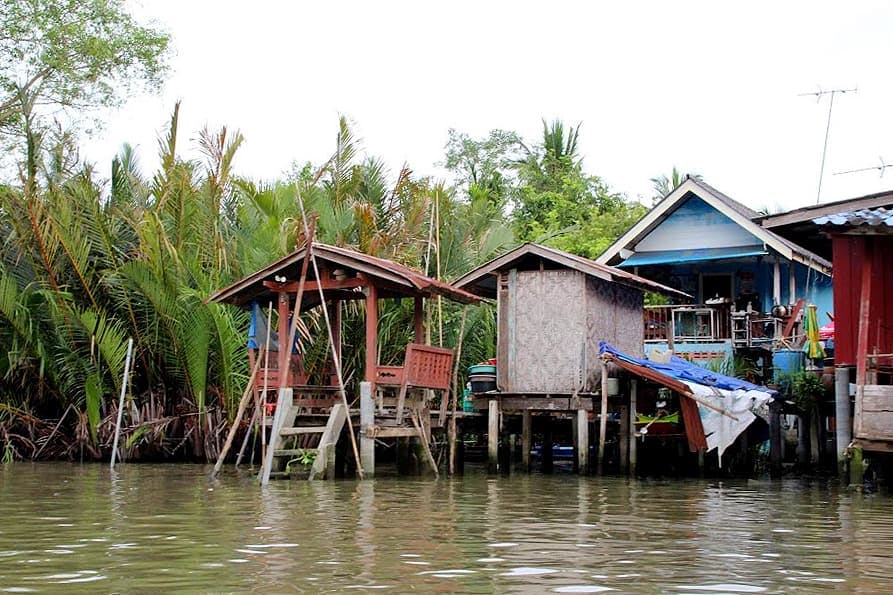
211, 347, 265, 479
412, 411, 439, 477
110, 337, 134, 469
448, 306, 468, 476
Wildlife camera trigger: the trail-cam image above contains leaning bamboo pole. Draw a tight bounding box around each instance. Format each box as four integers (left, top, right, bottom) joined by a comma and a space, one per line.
211, 347, 266, 479
448, 306, 468, 476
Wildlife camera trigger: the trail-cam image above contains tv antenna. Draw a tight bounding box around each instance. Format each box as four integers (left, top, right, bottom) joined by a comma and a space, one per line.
834, 156, 893, 178
799, 86, 857, 204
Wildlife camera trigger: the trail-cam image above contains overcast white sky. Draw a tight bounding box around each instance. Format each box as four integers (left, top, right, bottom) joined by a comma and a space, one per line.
82, 1, 893, 212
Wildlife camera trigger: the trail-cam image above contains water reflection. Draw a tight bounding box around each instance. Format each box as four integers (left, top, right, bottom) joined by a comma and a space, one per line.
0, 464, 891, 592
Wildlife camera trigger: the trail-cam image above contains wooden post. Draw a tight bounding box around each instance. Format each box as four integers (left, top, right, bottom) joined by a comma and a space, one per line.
522, 410, 532, 472
629, 379, 637, 477
359, 381, 375, 477
789, 262, 796, 303
835, 366, 852, 477
597, 358, 609, 475
365, 284, 378, 384
854, 241, 872, 439
277, 291, 290, 385
332, 299, 341, 370
487, 398, 499, 474
769, 397, 782, 479
577, 408, 589, 474
413, 296, 424, 344
773, 257, 781, 307
619, 400, 629, 474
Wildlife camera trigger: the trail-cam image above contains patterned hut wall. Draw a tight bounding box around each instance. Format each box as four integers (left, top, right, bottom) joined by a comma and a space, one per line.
585, 277, 645, 390
509, 269, 587, 393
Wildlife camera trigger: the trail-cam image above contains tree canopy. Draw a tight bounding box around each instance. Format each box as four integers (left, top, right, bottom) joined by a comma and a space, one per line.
0, 0, 170, 125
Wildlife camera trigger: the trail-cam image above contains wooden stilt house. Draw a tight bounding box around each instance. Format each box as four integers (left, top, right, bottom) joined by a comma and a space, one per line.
453, 243, 689, 474
207, 242, 479, 480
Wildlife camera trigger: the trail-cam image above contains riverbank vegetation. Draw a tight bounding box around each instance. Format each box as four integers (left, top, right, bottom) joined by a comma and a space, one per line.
0, 1, 650, 462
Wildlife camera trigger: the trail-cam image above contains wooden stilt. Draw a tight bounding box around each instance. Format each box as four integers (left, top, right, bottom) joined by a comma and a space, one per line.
359, 381, 375, 477
769, 397, 783, 479
835, 367, 852, 478
619, 401, 629, 474
629, 379, 637, 477
412, 411, 439, 477
597, 358, 609, 475
488, 399, 499, 474
577, 408, 589, 474
522, 410, 532, 472
448, 308, 467, 476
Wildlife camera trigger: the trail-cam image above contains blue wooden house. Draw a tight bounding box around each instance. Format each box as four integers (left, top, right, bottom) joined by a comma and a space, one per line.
597, 178, 833, 362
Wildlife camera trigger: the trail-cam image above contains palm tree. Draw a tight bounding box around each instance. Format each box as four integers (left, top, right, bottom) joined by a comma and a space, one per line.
650, 166, 702, 204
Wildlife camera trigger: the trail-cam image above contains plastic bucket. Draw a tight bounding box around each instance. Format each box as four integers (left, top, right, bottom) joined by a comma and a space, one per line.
773, 349, 805, 382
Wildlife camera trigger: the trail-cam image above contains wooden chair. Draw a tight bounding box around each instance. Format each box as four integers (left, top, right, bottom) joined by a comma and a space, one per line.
376, 343, 454, 424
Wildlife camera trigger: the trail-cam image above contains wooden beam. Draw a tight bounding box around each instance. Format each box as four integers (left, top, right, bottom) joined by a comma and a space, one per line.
263, 277, 365, 293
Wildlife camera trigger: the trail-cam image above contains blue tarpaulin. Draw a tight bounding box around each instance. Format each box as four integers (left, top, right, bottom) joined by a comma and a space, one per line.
599, 341, 775, 395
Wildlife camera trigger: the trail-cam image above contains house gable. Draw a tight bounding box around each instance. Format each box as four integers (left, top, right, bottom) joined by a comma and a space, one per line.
635, 195, 762, 252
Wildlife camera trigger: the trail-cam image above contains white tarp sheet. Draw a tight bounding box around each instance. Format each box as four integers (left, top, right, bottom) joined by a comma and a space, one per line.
684, 381, 773, 465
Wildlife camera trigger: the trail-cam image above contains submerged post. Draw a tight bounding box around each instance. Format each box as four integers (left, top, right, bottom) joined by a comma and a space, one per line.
577, 408, 589, 474
360, 381, 375, 477
629, 379, 638, 477
487, 398, 500, 474
597, 358, 609, 475
521, 410, 532, 472
835, 367, 852, 477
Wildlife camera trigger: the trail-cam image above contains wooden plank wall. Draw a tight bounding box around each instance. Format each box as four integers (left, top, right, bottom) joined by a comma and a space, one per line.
857, 385, 893, 442
833, 235, 893, 366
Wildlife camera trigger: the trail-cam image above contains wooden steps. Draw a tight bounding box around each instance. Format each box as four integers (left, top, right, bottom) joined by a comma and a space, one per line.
259, 388, 349, 484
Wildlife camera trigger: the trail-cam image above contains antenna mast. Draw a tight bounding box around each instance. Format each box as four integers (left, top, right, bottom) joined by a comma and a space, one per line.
799, 86, 857, 204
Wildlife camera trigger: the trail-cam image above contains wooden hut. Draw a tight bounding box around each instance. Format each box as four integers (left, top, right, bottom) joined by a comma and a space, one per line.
454, 243, 688, 473
207, 242, 479, 480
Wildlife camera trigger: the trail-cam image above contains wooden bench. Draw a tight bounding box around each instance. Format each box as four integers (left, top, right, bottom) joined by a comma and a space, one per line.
376, 343, 454, 424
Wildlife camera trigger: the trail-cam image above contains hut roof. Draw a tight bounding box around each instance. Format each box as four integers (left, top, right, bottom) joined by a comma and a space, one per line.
452, 242, 691, 300
207, 242, 481, 308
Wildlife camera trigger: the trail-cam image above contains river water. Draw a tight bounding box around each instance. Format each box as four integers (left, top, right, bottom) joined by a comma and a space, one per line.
1, 464, 892, 593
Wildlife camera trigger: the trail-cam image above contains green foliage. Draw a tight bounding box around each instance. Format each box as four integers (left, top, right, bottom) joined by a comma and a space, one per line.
0, 0, 170, 122
650, 166, 702, 205
791, 371, 828, 412
286, 449, 317, 470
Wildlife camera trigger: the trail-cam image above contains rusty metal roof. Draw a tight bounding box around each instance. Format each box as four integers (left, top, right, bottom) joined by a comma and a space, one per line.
206, 242, 481, 307
813, 207, 893, 230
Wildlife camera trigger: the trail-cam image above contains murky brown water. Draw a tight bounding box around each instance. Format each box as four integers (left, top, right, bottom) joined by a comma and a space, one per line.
1, 464, 892, 593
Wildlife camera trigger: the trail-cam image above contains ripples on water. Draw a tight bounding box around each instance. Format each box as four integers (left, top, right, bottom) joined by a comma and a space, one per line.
1, 464, 892, 593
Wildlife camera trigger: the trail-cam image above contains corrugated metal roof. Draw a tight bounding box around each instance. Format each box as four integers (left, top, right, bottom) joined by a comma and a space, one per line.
813, 207, 893, 228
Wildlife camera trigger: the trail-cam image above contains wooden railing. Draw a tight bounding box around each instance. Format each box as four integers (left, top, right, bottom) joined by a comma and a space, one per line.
645, 304, 733, 343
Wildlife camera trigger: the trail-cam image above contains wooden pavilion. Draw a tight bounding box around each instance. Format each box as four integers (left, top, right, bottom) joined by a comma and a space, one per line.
207, 242, 479, 480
